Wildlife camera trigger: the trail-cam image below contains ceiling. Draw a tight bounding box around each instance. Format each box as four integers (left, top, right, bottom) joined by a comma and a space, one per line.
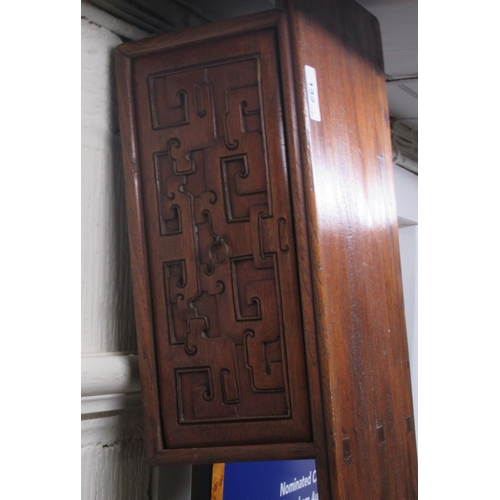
358, 0, 417, 130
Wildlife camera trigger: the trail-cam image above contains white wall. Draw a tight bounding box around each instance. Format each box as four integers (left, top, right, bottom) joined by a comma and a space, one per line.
398, 224, 418, 442
394, 163, 418, 224
81, 13, 150, 499
81, 16, 136, 355
394, 165, 418, 442
81, 2, 198, 497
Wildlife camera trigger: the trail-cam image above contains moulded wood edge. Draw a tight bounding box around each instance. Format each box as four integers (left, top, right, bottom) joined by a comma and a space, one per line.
275, 12, 332, 479
114, 48, 165, 457
148, 442, 320, 467
115, 9, 284, 58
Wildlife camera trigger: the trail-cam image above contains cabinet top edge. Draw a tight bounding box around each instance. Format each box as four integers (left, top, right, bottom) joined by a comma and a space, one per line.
116, 9, 284, 59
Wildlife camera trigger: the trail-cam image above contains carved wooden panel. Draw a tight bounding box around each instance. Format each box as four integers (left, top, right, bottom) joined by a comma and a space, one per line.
130, 29, 311, 449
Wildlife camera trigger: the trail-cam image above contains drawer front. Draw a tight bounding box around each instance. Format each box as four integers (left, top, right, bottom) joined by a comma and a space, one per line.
130, 28, 311, 449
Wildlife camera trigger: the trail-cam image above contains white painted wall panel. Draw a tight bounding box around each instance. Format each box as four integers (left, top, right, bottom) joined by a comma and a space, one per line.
398, 225, 418, 442
81, 19, 136, 353
81, 16, 149, 500
81, 419, 149, 500
81, 10, 194, 499
394, 164, 418, 224
394, 165, 418, 442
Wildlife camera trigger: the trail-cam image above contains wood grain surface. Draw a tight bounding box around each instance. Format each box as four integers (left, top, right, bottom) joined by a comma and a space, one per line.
283, 0, 418, 498
130, 26, 311, 449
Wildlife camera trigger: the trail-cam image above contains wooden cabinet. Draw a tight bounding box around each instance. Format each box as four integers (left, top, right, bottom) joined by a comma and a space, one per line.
115, 3, 417, 499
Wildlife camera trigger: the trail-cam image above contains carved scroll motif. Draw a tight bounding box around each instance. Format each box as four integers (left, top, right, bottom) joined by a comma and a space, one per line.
149, 56, 293, 424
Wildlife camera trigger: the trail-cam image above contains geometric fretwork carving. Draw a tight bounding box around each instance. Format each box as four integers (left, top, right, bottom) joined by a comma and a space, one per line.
123, 24, 313, 451
154, 152, 182, 235
123, 24, 315, 446
221, 154, 268, 222
148, 55, 292, 423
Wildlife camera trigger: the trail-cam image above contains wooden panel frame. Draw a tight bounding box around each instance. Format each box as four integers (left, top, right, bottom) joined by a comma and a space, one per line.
115, 9, 326, 467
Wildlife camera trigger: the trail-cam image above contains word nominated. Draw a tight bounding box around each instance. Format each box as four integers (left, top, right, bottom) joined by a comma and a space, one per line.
279, 470, 317, 497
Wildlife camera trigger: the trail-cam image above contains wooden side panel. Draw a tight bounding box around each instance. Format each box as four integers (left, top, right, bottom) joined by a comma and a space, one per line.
127, 28, 311, 450
284, 0, 418, 498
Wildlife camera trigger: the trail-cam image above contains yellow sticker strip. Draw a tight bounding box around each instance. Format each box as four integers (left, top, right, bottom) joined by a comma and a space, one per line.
211, 463, 225, 500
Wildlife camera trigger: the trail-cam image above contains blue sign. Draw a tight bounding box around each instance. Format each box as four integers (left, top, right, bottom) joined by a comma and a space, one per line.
223, 459, 318, 500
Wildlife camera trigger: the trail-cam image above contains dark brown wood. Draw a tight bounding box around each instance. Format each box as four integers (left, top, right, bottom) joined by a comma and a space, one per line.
116, 10, 316, 459
132, 25, 311, 450
150, 442, 318, 467
115, 4, 417, 499
114, 52, 164, 456
275, 12, 332, 500
283, 0, 418, 498
117, 9, 282, 59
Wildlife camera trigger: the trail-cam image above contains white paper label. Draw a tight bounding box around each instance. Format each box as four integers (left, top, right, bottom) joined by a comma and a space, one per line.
305, 65, 321, 122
